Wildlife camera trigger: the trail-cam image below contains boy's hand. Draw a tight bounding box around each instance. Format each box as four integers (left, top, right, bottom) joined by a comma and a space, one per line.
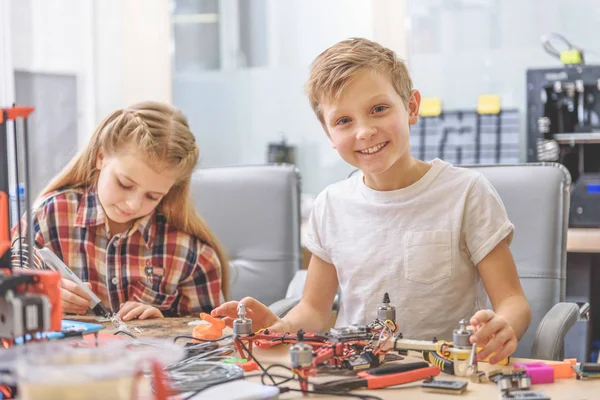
211, 297, 288, 333
59, 278, 91, 315
469, 309, 517, 364
117, 301, 164, 321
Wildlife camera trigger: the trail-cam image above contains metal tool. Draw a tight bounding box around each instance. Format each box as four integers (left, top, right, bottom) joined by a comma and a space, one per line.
313, 362, 440, 392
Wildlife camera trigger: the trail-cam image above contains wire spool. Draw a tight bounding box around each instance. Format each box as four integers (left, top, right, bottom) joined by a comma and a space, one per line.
10, 238, 45, 270
165, 360, 244, 393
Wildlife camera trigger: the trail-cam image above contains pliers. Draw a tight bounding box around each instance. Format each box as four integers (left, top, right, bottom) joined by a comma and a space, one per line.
313, 362, 440, 391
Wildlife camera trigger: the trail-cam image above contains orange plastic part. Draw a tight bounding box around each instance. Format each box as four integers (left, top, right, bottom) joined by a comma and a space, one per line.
17, 269, 62, 332
0, 106, 35, 123
236, 360, 259, 372
547, 358, 577, 379
0, 192, 9, 258
193, 312, 226, 341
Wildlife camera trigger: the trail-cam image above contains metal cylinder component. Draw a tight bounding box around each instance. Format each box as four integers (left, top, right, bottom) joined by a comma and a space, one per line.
233, 303, 253, 337
377, 293, 396, 322
290, 342, 313, 368
518, 375, 531, 390
537, 117, 551, 135
497, 377, 513, 392
452, 319, 472, 349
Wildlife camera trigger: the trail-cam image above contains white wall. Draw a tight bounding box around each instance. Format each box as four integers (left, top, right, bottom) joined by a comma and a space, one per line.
0, 0, 15, 106
9, 0, 173, 147
10, 0, 95, 146
95, 0, 172, 125
174, 0, 409, 195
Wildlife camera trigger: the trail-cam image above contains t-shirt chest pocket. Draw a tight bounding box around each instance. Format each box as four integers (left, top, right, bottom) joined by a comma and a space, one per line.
404, 230, 452, 284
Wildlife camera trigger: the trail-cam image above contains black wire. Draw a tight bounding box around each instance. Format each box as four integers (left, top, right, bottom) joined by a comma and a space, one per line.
172, 334, 233, 343
113, 330, 136, 338
261, 364, 295, 386
246, 366, 383, 400
235, 338, 278, 386
280, 387, 383, 400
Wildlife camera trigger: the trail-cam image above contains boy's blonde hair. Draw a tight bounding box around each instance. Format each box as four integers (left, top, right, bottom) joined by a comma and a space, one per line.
40, 101, 229, 299
305, 37, 413, 125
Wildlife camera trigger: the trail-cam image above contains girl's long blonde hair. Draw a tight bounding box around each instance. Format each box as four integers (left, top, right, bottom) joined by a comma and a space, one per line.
39, 101, 229, 299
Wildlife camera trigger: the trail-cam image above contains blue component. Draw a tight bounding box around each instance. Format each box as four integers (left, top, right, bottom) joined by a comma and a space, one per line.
587, 184, 600, 194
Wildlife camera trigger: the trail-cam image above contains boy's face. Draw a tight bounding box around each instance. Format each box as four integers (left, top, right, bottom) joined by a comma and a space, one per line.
319, 70, 420, 183
96, 148, 177, 232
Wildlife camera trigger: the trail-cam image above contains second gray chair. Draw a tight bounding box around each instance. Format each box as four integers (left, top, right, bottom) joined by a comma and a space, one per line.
191, 164, 302, 306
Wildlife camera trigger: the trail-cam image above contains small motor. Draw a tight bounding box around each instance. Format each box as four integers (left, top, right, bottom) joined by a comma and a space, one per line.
290, 330, 313, 368
377, 292, 396, 322
452, 319, 472, 350
451, 319, 474, 377
232, 303, 253, 337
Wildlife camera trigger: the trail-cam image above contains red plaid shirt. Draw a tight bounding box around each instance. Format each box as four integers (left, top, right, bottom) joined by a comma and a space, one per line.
14, 187, 222, 316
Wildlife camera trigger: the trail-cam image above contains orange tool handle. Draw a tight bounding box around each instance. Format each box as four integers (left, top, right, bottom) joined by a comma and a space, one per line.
360, 365, 441, 389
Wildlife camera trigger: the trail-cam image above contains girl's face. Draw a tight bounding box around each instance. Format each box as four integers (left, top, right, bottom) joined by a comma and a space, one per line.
96, 149, 178, 233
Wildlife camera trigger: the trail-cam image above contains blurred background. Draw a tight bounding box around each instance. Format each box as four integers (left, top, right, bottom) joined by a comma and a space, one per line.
3, 0, 599, 199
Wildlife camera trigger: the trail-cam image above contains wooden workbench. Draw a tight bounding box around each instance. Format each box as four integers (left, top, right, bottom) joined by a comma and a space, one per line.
81, 316, 600, 400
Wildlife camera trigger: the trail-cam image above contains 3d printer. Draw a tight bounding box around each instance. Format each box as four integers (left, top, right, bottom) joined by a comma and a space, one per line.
526, 34, 600, 227
0, 106, 61, 345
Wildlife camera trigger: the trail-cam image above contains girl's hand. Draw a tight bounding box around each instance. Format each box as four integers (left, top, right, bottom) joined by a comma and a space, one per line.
211, 297, 288, 333
469, 310, 517, 364
117, 301, 164, 321
59, 279, 91, 315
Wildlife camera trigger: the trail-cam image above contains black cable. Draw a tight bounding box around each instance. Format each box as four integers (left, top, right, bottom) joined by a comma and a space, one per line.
261, 364, 295, 386
235, 338, 277, 386
280, 387, 383, 400
113, 330, 136, 338
172, 334, 233, 344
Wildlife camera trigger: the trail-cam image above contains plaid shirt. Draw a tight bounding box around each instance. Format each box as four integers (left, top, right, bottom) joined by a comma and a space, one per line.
13, 187, 222, 316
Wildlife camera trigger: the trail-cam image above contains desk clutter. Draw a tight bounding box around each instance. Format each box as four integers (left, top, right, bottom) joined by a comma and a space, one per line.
1, 293, 599, 399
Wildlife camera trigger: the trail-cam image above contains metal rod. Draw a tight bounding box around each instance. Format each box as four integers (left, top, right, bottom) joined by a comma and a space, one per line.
12, 116, 23, 268
22, 117, 33, 269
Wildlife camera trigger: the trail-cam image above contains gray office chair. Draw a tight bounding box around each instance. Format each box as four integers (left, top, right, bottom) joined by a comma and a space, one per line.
270, 163, 583, 360
190, 164, 302, 306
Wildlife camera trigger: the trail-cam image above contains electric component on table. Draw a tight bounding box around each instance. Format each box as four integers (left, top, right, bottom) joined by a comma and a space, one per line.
289, 330, 313, 368
232, 303, 253, 337
421, 378, 468, 395
377, 292, 396, 322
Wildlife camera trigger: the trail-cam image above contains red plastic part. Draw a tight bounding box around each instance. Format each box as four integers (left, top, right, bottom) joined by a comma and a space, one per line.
0, 192, 9, 258
17, 269, 62, 332
0, 106, 35, 123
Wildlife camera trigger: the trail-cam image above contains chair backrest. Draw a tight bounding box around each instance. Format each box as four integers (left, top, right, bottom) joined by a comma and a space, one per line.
190, 164, 302, 305
463, 163, 571, 357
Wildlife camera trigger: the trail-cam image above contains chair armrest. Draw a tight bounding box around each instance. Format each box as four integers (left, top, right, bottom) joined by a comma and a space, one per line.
531, 302, 580, 360
268, 296, 302, 318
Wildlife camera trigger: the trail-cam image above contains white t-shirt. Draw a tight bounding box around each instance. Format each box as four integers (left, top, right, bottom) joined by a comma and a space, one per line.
304, 159, 514, 341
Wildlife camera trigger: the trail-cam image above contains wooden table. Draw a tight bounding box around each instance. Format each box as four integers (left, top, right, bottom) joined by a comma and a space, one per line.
84, 316, 600, 400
